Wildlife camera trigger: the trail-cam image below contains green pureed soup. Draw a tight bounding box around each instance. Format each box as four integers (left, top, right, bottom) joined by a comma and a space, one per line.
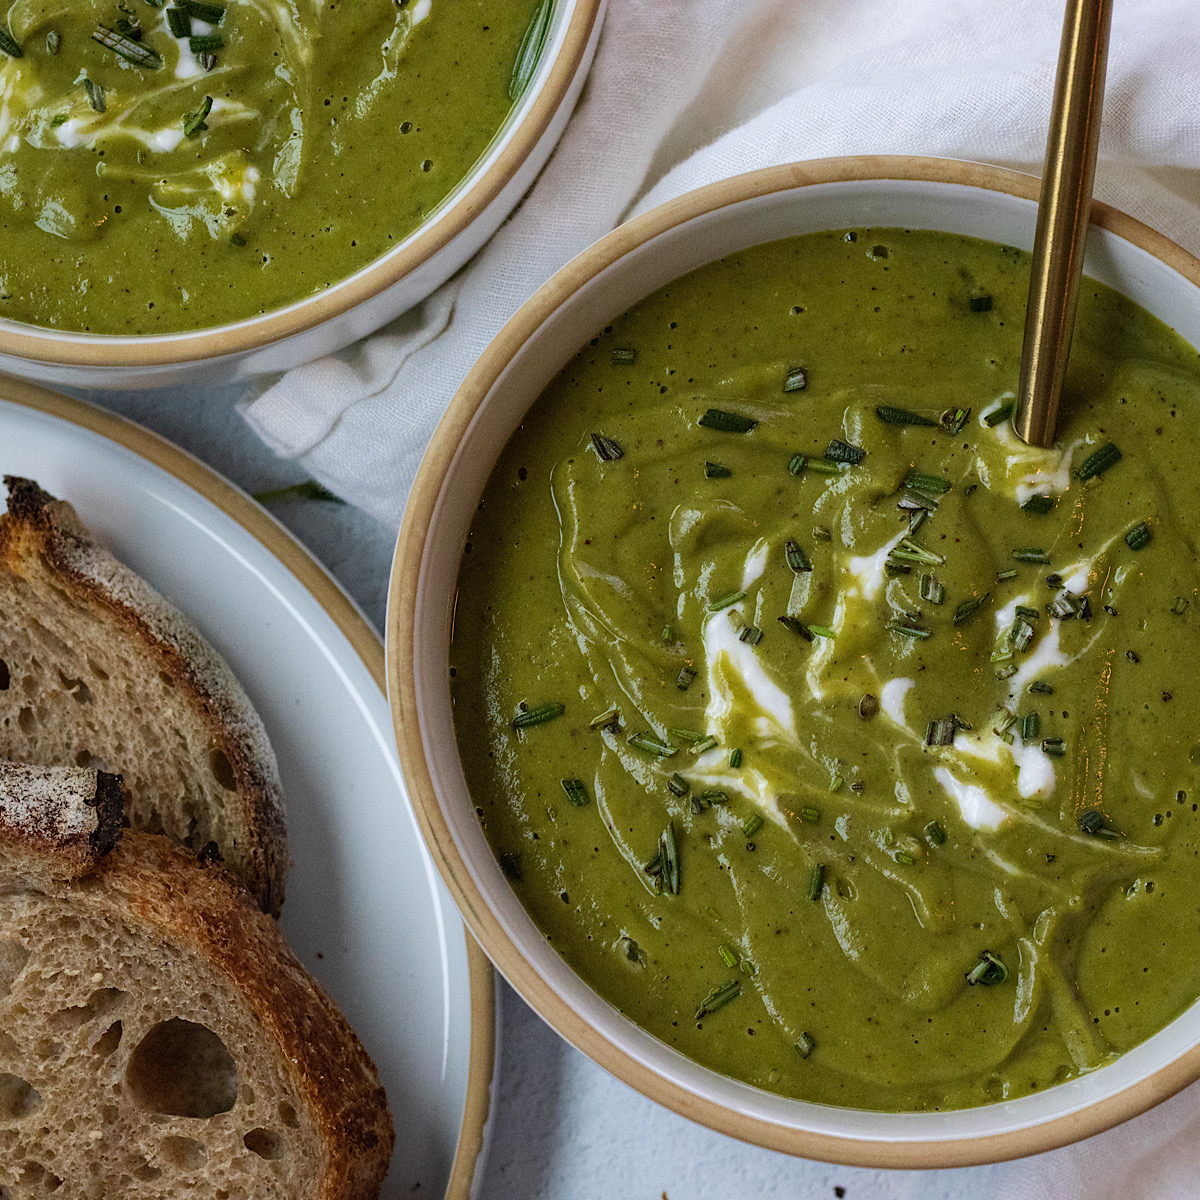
0, 0, 540, 333
452, 228, 1200, 1112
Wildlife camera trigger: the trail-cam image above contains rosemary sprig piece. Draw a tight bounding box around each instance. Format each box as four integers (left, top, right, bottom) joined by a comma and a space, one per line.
925, 715, 957, 746
93, 23, 163, 67
590, 432, 624, 461
742, 813, 764, 838
708, 590, 745, 612
626, 732, 677, 758
788, 454, 842, 476
940, 407, 971, 434
889, 621, 931, 640
695, 979, 741, 1020
589, 707, 619, 730
1078, 809, 1120, 839
704, 461, 731, 479
180, 0, 225, 21
925, 820, 946, 846
729, 748, 743, 768
512, 702, 564, 730
610, 348, 637, 364
166, 5, 191, 35
784, 539, 812, 573
0, 25, 22, 57
965, 950, 1008, 986
1077, 441, 1121, 480
188, 32, 222, 51
906, 472, 952, 495
84, 78, 106, 112
699, 409, 757, 433
676, 666, 697, 691
667, 773, 690, 797
952, 592, 989, 624
1022, 495, 1054, 514
1125, 521, 1152, 550
807, 863, 825, 901
794, 1032, 816, 1058
876, 405, 936, 426
738, 626, 763, 646
783, 367, 807, 392
182, 94, 212, 138
1012, 547, 1050, 564
45, 29, 60, 53
969, 294, 993, 312
560, 779, 588, 807
984, 402, 1014, 427
919, 574, 945, 605
888, 538, 945, 567
660, 823, 679, 895
825, 438, 866, 465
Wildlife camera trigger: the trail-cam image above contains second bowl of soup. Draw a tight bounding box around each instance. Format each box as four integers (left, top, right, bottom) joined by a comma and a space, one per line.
389, 156, 1200, 1165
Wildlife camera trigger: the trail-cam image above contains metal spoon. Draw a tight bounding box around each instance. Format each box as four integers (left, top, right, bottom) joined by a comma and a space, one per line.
1012, 0, 1113, 448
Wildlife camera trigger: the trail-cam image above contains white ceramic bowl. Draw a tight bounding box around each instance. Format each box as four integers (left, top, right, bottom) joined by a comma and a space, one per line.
0, 0, 605, 391
388, 157, 1200, 1166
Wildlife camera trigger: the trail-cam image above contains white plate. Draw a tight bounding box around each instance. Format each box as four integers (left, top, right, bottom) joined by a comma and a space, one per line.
0, 378, 495, 1199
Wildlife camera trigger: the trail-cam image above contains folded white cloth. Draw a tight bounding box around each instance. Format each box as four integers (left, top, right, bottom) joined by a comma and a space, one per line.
243, 2, 1200, 1193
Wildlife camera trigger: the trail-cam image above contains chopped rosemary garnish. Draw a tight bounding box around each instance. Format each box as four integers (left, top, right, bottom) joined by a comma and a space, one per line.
182, 94, 212, 138
626, 733, 677, 758
794, 1032, 816, 1058
884, 561, 911, 577
693, 737, 718, 754
994, 662, 1017, 680
807, 863, 825, 901
828, 774, 844, 793
709, 590, 745, 612
876, 405, 936, 426
199, 49, 217, 68
695, 979, 741, 1020
888, 538, 945, 566
783, 366, 808, 392
1077, 441, 1121, 480
560, 778, 588, 807
676, 666, 697, 691
1079, 809, 1119, 839
787, 453, 806, 476
1041, 737, 1066, 757
1028, 680, 1054, 694
252, 480, 344, 504
925, 820, 946, 846
1016, 605, 1040, 621
992, 707, 1017, 735
940, 407, 971, 434
858, 693, 879, 720
590, 432, 624, 461
188, 32, 222, 51
906, 472, 952, 495
1045, 573, 1063, 588
667, 773, 690, 797
0, 24, 21, 56
93, 23, 163, 67
984, 402, 1014, 427
825, 438, 866, 465
166, 5, 190, 35
45, 30, 60, 54
965, 950, 1008, 986
1012, 548, 1050, 563
894, 851, 915, 865
742, 813, 764, 837
926, 716, 957, 746
1125, 521, 1152, 550
1021, 711, 1041, 741
84, 78, 106, 112
996, 569, 1018, 582
509, 0, 551, 99
1010, 618, 1035, 652
700, 789, 728, 805
969, 294, 993, 312
738, 626, 763, 646
1048, 589, 1086, 619
668, 727, 706, 744
610, 348, 637, 364
1022, 494, 1054, 514
785, 539, 812, 573
889, 621, 931, 640
919, 573, 945, 605
809, 624, 835, 638
800, 806, 821, 823
512, 702, 564, 730
813, 525, 832, 542
1172, 596, 1190, 615
729, 749, 743, 768
180, 0, 225, 21
704, 461, 731, 478
777, 614, 812, 640
699, 409, 757, 433
659, 823, 679, 894
718, 944, 738, 968
589, 706, 619, 729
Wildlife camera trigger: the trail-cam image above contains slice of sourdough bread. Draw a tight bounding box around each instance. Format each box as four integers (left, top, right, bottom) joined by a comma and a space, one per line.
0, 477, 288, 914
0, 824, 394, 1198
0, 762, 122, 888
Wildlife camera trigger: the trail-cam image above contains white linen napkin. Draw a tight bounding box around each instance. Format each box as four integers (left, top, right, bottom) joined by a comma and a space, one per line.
242, 3, 1200, 1194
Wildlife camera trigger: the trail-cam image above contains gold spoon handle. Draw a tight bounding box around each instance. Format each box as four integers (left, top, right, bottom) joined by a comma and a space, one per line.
1013, 0, 1113, 448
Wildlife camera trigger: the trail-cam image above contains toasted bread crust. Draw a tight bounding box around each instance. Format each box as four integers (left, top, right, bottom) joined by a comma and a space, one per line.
1, 476, 288, 914
0, 763, 124, 885
66, 833, 394, 1198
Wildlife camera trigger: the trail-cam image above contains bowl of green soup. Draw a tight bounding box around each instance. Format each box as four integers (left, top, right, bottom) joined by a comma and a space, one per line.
0, 0, 604, 387
389, 156, 1200, 1164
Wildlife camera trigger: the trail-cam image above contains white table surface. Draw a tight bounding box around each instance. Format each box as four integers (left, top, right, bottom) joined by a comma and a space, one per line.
55, 380, 1049, 1200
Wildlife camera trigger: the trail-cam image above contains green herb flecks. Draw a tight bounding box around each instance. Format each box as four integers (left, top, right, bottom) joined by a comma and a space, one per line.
940, 407, 971, 434
919, 574, 945, 605
926, 715, 957, 746
969, 294, 993, 312
718, 943, 738, 968
166, 5, 190, 35
858, 693, 879, 719
1012, 547, 1050, 564
965, 950, 1008, 986
738, 625, 763, 646
800, 806, 821, 823
512, 702, 564, 730
590, 432, 624, 462
180, 0, 225, 21
667, 772, 690, 797
695, 979, 741, 1020
807, 863, 825, 901
709, 590, 745, 612
1172, 596, 1190, 615
699, 409, 757, 433
627, 732, 677, 758
1028, 680, 1053, 694
925, 820, 946, 846
906, 472, 952, 495
560, 779, 588, 807
953, 592, 989, 624
676, 666, 697, 691
794, 1031, 816, 1058
1042, 737, 1066, 757
783, 366, 807, 392
704, 461, 731, 479
0, 24, 22, 56
1022, 494, 1054, 514
188, 32, 222, 51
253, 480, 344, 505
93, 23, 163, 67
889, 621, 931, 640
825, 438, 866, 465
182, 94, 212, 138
888, 538, 945, 567
742, 813, 764, 838
1077, 441, 1122, 480
785, 539, 812, 573
729, 748, 743, 768
509, 0, 552, 100
84, 77, 106, 112
610, 347, 637, 364
787, 453, 842, 476
808, 624, 835, 638
1126, 521, 1152, 550
876, 405, 936, 426
984, 402, 1014, 427
1079, 809, 1120, 839
1021, 711, 1041, 741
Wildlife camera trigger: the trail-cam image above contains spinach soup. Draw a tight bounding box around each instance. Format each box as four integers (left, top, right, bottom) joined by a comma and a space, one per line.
452, 229, 1200, 1112
0, 0, 540, 333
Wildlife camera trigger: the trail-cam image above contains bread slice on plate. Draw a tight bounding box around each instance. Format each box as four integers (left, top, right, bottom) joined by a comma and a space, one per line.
0, 477, 288, 914
0, 770, 394, 1198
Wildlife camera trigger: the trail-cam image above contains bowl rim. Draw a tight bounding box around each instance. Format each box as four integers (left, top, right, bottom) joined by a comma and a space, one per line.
387, 154, 1200, 1167
0, 0, 604, 369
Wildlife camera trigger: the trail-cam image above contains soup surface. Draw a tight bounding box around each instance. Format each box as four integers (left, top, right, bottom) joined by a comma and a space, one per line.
452, 228, 1200, 1111
0, 0, 538, 333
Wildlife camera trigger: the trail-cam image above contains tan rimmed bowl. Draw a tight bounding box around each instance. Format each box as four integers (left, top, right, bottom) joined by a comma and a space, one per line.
387, 156, 1200, 1167
0, 1, 604, 391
